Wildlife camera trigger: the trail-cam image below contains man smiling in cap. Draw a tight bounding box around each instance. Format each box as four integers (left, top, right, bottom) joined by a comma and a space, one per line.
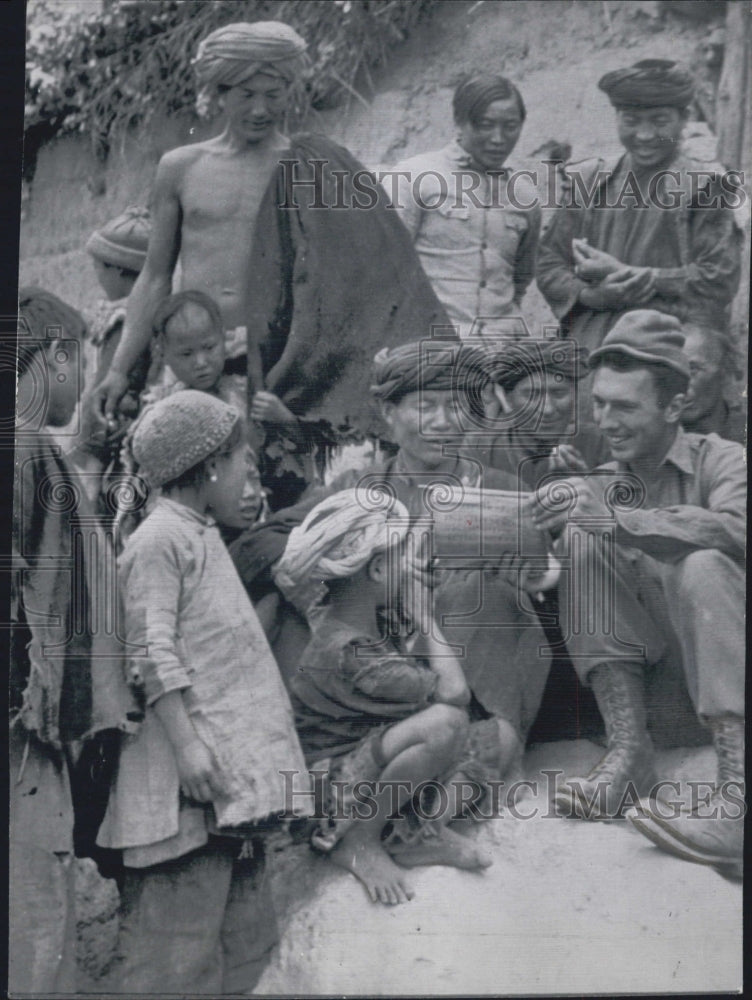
537, 59, 742, 357
532, 310, 744, 878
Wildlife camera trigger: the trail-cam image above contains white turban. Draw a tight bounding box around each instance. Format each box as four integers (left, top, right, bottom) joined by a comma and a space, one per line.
273, 489, 410, 601
193, 21, 307, 115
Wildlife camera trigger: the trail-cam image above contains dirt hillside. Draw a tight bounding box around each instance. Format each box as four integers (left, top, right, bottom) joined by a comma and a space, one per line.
19, 1, 744, 994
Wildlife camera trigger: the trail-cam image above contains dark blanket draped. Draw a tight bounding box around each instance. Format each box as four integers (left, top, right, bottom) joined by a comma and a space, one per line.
246, 133, 456, 436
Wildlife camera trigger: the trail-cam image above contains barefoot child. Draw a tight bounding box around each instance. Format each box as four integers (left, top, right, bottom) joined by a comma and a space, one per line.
96, 390, 309, 993
273, 489, 492, 907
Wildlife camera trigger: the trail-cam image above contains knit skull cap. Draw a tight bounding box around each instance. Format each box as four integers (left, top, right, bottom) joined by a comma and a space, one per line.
131, 390, 240, 488
588, 309, 690, 379
86, 206, 151, 272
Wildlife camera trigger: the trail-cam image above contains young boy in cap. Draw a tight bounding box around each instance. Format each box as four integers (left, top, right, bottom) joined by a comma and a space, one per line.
96, 390, 309, 993
86, 205, 151, 399
531, 310, 744, 878
537, 59, 742, 356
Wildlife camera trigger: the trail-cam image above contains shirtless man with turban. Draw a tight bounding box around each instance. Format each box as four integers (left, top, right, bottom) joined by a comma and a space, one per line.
93, 21, 308, 425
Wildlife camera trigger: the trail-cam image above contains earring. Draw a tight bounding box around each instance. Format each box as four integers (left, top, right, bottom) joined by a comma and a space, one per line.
209, 473, 218, 483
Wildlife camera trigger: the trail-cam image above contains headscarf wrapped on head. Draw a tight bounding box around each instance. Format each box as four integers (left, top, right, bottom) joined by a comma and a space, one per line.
598, 59, 694, 109
485, 340, 590, 391
453, 73, 526, 125
370, 340, 489, 403
192, 20, 308, 117
272, 488, 410, 606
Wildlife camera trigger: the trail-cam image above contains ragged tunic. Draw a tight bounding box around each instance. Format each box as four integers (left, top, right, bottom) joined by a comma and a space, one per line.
292, 614, 437, 766
536, 152, 743, 354
330, 453, 552, 738
388, 141, 541, 339
97, 497, 309, 867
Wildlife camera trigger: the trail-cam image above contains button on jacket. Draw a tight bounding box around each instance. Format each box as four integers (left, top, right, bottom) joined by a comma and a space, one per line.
388, 142, 541, 338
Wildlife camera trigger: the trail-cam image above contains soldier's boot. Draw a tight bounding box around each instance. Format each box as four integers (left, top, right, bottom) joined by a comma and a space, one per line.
626, 715, 744, 879
553, 662, 657, 820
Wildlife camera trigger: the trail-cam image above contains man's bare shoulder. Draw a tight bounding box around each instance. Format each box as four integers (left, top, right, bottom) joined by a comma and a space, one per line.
159, 141, 216, 172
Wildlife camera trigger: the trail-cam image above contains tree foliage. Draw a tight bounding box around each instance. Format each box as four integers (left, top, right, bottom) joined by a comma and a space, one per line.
25, 0, 434, 159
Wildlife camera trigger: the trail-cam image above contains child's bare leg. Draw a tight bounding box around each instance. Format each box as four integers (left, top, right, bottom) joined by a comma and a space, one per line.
330, 704, 468, 904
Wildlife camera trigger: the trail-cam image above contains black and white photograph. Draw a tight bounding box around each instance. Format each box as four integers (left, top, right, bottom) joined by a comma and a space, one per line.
10, 0, 748, 995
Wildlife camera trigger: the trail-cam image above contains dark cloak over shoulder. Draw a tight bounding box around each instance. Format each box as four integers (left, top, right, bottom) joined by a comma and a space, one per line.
246, 133, 456, 437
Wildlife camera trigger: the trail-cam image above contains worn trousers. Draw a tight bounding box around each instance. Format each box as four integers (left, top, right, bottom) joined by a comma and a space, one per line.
559, 534, 745, 721
116, 836, 279, 995
435, 569, 551, 739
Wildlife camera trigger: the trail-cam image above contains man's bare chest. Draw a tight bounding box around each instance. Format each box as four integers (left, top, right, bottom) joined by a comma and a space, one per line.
180, 154, 278, 228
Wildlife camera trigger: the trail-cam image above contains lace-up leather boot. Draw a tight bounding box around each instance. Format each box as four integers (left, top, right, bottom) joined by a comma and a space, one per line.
626, 715, 744, 879
553, 662, 657, 820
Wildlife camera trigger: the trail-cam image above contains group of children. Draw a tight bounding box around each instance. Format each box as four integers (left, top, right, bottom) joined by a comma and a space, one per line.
11, 208, 496, 995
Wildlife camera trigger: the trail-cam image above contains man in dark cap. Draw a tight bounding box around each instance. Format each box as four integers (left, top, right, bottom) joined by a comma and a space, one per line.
234, 340, 554, 790
531, 311, 744, 879
469, 339, 606, 488
313, 341, 555, 791
386, 74, 541, 339
537, 59, 742, 357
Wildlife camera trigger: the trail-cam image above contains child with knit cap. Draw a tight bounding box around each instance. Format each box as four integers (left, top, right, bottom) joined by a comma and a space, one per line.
86, 205, 151, 404
273, 489, 492, 908
96, 390, 309, 994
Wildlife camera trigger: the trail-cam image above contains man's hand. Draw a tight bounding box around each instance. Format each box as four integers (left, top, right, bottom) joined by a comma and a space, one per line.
530, 476, 610, 535
572, 239, 623, 281
175, 736, 227, 804
250, 390, 297, 426
601, 266, 655, 304
89, 369, 131, 428
578, 266, 655, 310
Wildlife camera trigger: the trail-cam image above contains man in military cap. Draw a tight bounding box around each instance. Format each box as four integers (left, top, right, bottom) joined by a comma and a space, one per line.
531, 311, 744, 878
537, 59, 742, 356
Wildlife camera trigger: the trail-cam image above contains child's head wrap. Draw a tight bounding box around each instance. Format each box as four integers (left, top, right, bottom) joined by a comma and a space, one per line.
131, 389, 239, 488
86, 206, 151, 273
273, 488, 410, 600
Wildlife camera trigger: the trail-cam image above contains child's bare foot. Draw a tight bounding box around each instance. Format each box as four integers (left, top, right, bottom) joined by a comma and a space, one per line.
329, 832, 416, 905
389, 825, 493, 870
